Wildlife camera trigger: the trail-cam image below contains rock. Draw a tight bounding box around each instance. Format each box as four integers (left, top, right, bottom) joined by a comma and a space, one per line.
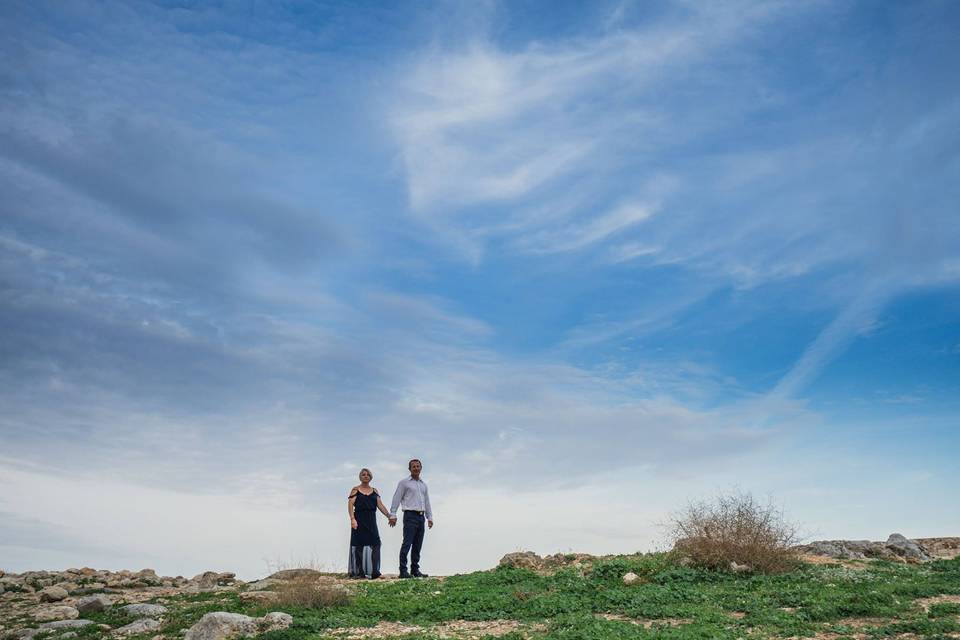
185, 572, 237, 593
113, 620, 161, 637
183, 612, 292, 640
886, 533, 932, 562
121, 604, 167, 619
621, 572, 639, 585
77, 595, 112, 615
38, 620, 94, 631
730, 561, 752, 573
58, 633, 78, 640
34, 606, 80, 622
264, 569, 319, 581
183, 613, 256, 640
260, 613, 292, 629
238, 591, 278, 604
6, 629, 41, 640
497, 552, 542, 571
914, 537, 960, 559
39, 586, 69, 602
797, 534, 936, 563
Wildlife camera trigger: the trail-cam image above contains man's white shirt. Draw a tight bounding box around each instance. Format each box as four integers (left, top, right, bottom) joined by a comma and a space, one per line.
389, 476, 433, 520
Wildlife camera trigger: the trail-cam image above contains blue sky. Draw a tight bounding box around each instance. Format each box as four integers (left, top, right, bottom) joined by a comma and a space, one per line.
1, 0, 958, 578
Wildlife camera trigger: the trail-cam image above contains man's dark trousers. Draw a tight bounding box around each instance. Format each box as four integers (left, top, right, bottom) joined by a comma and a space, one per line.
399, 511, 425, 575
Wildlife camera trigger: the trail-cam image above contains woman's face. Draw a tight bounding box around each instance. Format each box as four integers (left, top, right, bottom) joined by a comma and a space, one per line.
359, 470, 372, 483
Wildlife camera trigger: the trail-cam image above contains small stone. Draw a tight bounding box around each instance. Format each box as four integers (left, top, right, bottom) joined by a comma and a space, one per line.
622, 572, 639, 585
121, 604, 167, 618
39, 587, 69, 603
113, 619, 161, 637
730, 561, 752, 573
34, 606, 80, 622
58, 633, 78, 639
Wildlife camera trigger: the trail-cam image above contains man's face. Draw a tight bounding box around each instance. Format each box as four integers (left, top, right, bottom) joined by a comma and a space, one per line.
409, 460, 422, 477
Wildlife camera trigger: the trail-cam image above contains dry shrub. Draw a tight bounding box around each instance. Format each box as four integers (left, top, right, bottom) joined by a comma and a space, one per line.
667, 490, 801, 573
273, 576, 351, 609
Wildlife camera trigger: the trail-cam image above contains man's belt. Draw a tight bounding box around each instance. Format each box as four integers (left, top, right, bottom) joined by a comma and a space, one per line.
404, 509, 425, 515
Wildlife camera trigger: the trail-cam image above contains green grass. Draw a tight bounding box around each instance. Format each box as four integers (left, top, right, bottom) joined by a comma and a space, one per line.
247, 555, 960, 640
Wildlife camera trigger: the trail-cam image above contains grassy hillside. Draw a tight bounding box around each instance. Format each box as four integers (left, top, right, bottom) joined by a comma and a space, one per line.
130, 555, 960, 638
5, 553, 959, 640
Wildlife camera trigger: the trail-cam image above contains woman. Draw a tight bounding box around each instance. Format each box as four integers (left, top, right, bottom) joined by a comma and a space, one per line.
347, 468, 391, 579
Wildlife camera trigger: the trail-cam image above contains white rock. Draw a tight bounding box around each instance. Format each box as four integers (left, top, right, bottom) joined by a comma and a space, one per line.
34, 606, 80, 622
184, 613, 257, 640
39, 587, 69, 603
183, 611, 292, 640
113, 619, 161, 637
621, 572, 640, 585
121, 604, 167, 618
38, 620, 94, 631
730, 561, 752, 573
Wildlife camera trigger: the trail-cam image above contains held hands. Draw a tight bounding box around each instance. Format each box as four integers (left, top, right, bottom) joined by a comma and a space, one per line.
351, 518, 358, 530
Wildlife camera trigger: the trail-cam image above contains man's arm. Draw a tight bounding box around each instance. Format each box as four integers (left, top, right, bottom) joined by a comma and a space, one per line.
389, 480, 405, 518
424, 482, 433, 524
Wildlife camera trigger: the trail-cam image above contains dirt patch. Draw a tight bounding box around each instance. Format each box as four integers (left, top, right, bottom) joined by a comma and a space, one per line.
835, 617, 891, 629
914, 594, 960, 611
327, 619, 543, 638
596, 613, 692, 628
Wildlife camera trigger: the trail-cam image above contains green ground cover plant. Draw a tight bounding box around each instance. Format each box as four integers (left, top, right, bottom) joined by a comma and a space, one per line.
240, 554, 960, 640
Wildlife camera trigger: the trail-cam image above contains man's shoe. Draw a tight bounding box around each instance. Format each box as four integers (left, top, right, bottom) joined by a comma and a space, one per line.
399, 571, 412, 579
411, 571, 429, 578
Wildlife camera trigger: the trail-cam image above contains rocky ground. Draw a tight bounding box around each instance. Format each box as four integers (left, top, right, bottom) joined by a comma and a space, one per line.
2, 535, 958, 640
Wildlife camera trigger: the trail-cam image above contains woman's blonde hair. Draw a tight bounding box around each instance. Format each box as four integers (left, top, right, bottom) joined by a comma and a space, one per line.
359, 468, 373, 480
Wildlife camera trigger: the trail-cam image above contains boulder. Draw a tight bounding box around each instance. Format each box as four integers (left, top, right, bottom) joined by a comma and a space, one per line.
183, 612, 292, 640
621, 572, 639, 585
39, 587, 69, 603
6, 629, 41, 640
497, 552, 542, 571
34, 606, 80, 622
121, 604, 167, 619
185, 572, 237, 593
113, 620, 161, 637
886, 534, 932, 562
730, 561, 752, 573
264, 569, 319, 581
76, 595, 112, 615
38, 621, 94, 631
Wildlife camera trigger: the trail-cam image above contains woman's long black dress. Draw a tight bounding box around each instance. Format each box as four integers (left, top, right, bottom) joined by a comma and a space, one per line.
348, 490, 382, 579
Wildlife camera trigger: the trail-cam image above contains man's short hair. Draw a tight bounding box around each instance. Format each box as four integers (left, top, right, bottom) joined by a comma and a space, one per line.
408, 458, 422, 470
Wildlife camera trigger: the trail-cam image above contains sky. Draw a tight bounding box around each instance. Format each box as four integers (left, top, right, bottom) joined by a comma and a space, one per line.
1, 0, 958, 579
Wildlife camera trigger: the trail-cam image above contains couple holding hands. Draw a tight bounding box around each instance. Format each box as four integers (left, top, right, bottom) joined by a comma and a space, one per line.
347, 458, 433, 579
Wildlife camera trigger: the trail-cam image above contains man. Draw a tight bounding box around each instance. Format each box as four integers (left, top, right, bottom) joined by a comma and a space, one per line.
388, 458, 433, 578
